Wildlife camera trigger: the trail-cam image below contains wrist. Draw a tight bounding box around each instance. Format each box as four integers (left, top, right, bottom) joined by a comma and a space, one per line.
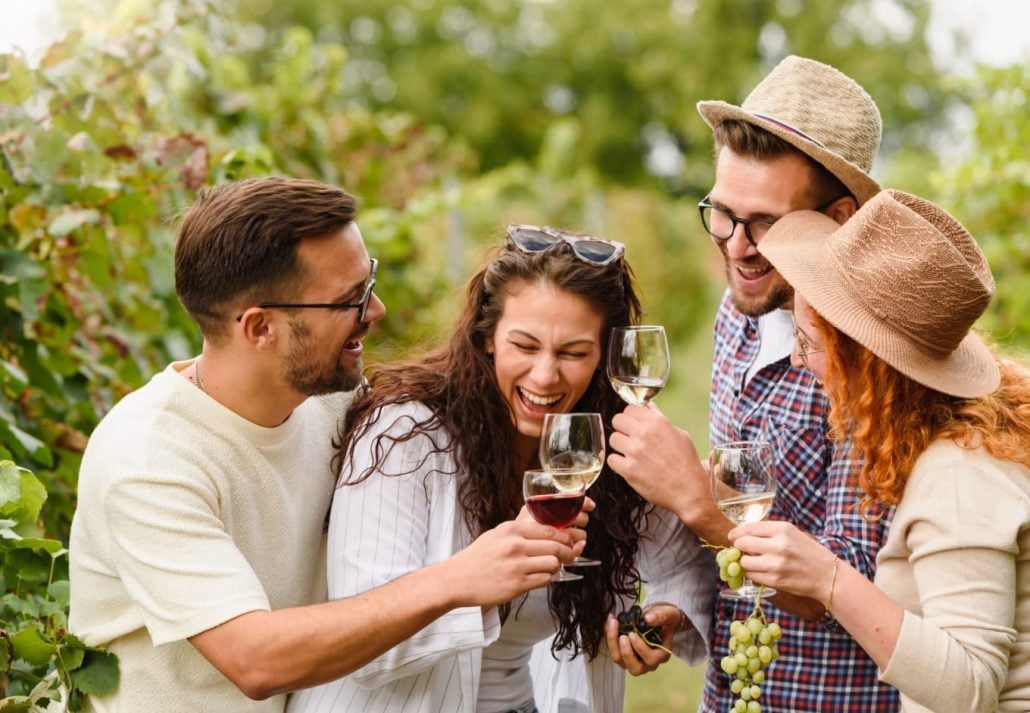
644, 601, 689, 632
824, 554, 840, 612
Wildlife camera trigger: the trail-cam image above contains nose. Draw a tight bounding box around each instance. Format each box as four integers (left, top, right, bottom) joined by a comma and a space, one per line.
789, 345, 804, 370
362, 292, 387, 324
724, 223, 758, 260
527, 353, 560, 388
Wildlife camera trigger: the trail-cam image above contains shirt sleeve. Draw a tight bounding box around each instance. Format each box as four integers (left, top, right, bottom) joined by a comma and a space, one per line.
808, 437, 892, 630
328, 404, 499, 688
879, 456, 1023, 712
639, 505, 718, 664
103, 471, 270, 646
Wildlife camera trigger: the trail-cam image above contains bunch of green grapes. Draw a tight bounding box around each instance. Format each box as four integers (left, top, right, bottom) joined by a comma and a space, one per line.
716, 546, 745, 589
711, 545, 783, 712
720, 612, 782, 712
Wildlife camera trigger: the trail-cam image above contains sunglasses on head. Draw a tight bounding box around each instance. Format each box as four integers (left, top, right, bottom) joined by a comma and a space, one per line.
506, 224, 625, 266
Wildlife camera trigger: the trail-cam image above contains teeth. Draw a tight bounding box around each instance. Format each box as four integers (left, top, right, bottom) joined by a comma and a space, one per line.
519, 387, 561, 406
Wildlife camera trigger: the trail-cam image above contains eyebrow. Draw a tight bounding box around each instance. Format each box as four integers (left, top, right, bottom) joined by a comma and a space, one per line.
507, 329, 597, 348
709, 197, 779, 221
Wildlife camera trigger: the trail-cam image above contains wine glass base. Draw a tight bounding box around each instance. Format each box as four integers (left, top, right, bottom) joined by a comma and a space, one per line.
719, 585, 775, 600
565, 557, 601, 567
550, 568, 584, 582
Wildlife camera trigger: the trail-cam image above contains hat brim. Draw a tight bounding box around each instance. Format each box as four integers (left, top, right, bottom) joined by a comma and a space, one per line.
698, 101, 882, 206
759, 211, 1000, 399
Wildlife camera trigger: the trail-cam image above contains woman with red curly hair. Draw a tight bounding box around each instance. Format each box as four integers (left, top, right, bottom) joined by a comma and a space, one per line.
730, 190, 1030, 712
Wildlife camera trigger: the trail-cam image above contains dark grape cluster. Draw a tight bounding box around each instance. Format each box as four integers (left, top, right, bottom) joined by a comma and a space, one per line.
615, 604, 663, 648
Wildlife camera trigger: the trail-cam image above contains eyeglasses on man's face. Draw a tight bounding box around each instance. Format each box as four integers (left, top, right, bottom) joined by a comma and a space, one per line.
791, 313, 825, 371
236, 257, 378, 323
698, 195, 846, 248
506, 224, 625, 266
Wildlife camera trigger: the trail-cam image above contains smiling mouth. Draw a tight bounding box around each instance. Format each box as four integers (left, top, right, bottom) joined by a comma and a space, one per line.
735, 262, 773, 281
342, 328, 369, 353
517, 386, 563, 412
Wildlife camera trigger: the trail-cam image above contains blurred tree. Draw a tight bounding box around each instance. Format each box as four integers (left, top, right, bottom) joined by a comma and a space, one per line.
932, 64, 1029, 348
234, 0, 949, 195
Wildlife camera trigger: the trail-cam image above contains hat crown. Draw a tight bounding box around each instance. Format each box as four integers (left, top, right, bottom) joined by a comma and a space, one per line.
740, 55, 882, 172
833, 190, 994, 356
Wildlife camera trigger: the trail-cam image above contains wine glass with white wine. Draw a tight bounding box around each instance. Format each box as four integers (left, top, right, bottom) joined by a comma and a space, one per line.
607, 326, 670, 406
539, 412, 605, 567
711, 440, 777, 599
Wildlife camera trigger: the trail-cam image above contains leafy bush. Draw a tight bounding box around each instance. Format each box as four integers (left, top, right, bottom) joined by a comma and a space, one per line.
1, 460, 117, 709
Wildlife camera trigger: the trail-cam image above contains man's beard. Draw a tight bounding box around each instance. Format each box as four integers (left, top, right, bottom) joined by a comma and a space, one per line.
729, 278, 793, 317
283, 316, 364, 396
722, 254, 794, 317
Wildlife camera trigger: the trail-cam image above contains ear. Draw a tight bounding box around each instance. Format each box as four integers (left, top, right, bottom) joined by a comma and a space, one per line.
825, 195, 858, 225
236, 308, 282, 352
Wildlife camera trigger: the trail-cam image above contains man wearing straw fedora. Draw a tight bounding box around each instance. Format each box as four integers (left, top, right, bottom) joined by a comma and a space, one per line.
606, 56, 901, 710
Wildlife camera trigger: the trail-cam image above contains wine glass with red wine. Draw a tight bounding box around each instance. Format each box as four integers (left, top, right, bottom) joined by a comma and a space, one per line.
539, 412, 604, 567
523, 468, 586, 583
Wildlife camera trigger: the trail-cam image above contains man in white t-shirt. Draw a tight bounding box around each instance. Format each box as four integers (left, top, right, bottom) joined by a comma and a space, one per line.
69, 177, 584, 712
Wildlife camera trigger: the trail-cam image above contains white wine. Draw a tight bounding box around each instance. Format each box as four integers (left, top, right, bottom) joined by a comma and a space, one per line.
547, 461, 603, 491
610, 375, 665, 406
717, 492, 774, 525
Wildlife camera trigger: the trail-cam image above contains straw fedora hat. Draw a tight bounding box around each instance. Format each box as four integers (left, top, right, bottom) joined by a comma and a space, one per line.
757, 189, 1000, 399
698, 55, 882, 205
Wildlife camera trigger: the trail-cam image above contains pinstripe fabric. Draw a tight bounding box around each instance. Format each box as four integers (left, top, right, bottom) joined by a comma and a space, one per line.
287, 401, 716, 713
700, 290, 900, 712
287, 402, 495, 713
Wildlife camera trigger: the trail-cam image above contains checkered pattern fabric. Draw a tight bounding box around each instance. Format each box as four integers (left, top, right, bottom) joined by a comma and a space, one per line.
700, 291, 900, 712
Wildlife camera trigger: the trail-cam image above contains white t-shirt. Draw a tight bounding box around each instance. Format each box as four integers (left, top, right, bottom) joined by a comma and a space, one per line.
477, 588, 554, 713
746, 308, 794, 385
69, 360, 346, 713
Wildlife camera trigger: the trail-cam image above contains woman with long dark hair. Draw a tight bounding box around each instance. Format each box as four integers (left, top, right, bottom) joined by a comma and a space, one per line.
288, 225, 714, 713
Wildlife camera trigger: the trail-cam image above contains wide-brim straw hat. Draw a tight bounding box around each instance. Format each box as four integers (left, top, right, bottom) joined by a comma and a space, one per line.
757, 189, 1000, 399
698, 55, 882, 205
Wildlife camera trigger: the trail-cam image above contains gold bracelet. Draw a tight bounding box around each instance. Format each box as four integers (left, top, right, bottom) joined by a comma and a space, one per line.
827, 555, 840, 612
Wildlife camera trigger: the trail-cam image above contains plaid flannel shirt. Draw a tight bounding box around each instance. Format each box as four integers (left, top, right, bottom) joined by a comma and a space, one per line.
700, 291, 899, 712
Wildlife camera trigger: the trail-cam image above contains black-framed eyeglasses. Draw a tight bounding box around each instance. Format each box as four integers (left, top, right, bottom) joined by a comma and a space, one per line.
236, 257, 378, 323
791, 313, 825, 371
698, 195, 844, 248
506, 224, 625, 266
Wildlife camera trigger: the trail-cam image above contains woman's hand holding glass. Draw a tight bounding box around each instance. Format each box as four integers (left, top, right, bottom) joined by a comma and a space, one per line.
728, 520, 839, 607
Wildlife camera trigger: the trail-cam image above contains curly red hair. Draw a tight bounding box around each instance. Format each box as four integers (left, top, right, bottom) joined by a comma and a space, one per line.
813, 311, 1030, 518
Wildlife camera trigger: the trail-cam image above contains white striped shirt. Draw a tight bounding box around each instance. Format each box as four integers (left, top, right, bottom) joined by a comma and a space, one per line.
287, 402, 715, 713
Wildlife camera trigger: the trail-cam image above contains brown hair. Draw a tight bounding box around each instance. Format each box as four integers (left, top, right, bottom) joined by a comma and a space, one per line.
815, 311, 1030, 518
337, 238, 648, 659
175, 177, 358, 340
713, 119, 851, 206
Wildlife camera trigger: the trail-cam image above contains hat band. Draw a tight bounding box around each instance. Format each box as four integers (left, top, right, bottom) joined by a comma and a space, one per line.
752, 113, 826, 149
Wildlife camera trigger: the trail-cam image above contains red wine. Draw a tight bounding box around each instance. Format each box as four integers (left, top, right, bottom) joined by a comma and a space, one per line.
526, 492, 585, 528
